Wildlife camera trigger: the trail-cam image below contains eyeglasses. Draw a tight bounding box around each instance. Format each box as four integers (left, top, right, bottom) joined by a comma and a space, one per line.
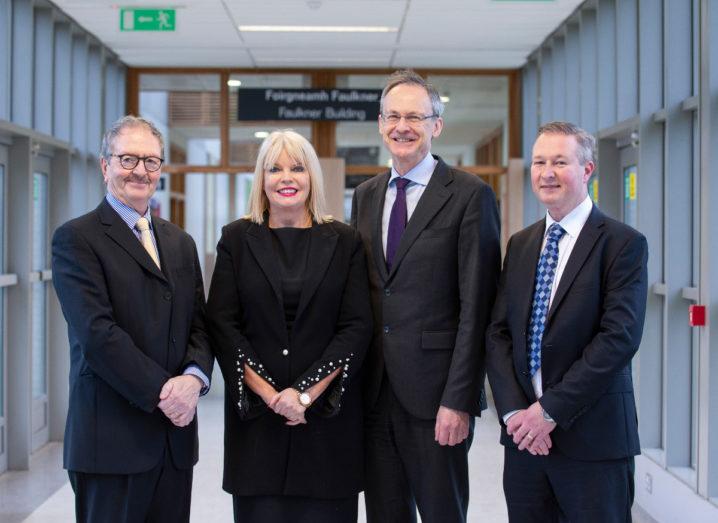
110, 154, 164, 172
380, 113, 438, 125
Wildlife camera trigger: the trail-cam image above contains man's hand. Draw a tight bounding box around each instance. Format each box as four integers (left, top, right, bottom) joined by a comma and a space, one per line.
434, 406, 470, 446
268, 388, 307, 425
507, 402, 555, 455
158, 375, 203, 427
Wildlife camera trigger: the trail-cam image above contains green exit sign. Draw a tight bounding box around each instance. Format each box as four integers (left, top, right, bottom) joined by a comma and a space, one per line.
120, 9, 175, 31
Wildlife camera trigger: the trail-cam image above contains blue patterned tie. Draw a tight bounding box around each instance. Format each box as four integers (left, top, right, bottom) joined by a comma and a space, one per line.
527, 223, 566, 377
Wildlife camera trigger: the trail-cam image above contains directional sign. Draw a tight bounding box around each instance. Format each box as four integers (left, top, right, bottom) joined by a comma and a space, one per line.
120, 9, 175, 31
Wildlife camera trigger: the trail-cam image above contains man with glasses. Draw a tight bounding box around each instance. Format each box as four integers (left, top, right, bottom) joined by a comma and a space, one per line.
351, 70, 501, 522
52, 116, 212, 522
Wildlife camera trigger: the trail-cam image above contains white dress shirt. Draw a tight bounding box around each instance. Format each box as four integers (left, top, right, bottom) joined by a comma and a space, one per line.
381, 152, 438, 256
503, 195, 593, 422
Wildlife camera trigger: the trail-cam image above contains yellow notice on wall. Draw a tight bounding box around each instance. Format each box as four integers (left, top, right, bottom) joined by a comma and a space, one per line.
628, 168, 637, 201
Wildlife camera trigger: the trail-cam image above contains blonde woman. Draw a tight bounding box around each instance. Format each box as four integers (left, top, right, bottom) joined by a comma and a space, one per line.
207, 130, 372, 522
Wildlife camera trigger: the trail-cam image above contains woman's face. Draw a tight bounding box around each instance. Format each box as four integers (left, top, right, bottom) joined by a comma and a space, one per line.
263, 149, 311, 218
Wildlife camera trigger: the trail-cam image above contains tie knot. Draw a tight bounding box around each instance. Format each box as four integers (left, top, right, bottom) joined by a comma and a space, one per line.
394, 177, 410, 192
136, 217, 150, 232
547, 223, 565, 242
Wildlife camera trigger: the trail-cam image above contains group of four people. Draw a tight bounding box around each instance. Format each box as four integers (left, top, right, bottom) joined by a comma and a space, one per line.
52, 69, 648, 523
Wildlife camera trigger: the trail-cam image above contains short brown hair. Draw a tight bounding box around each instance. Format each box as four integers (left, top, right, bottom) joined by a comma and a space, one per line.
537, 121, 596, 165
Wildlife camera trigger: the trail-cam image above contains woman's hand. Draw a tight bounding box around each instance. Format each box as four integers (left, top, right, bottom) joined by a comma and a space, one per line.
269, 388, 307, 425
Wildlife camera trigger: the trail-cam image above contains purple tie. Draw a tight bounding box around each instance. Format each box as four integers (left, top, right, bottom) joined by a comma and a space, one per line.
386, 177, 410, 271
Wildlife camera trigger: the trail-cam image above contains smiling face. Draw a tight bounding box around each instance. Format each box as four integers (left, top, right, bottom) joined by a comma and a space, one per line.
530, 132, 595, 221
263, 149, 311, 224
101, 125, 162, 214
379, 83, 443, 175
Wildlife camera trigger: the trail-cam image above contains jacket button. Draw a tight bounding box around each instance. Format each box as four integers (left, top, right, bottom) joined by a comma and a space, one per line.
282, 349, 289, 356
163, 291, 172, 300
384, 288, 391, 296
383, 325, 390, 334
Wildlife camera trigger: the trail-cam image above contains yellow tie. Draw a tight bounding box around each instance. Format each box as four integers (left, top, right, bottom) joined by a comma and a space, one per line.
136, 217, 161, 269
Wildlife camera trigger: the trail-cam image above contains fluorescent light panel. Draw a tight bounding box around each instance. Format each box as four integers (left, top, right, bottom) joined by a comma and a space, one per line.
239, 25, 397, 33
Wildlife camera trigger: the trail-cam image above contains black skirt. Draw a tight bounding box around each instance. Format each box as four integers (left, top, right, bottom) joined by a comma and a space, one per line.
232, 494, 358, 523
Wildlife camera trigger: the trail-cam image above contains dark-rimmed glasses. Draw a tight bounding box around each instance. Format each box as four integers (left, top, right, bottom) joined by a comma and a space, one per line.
110, 154, 164, 172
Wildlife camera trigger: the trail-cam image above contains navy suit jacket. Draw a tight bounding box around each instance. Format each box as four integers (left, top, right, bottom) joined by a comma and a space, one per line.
52, 199, 213, 474
487, 205, 648, 461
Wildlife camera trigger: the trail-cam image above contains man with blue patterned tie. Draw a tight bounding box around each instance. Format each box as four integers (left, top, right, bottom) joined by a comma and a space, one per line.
351, 70, 501, 522
486, 121, 649, 522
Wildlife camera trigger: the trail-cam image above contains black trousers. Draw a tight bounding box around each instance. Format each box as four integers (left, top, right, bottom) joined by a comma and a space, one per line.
233, 494, 358, 523
503, 446, 635, 523
68, 448, 193, 523
364, 378, 473, 523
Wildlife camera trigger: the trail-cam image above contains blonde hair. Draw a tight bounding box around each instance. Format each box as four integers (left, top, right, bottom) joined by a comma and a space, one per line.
246, 130, 331, 224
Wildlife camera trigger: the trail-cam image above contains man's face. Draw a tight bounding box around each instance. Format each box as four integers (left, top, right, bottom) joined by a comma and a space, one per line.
101, 126, 162, 214
530, 133, 594, 221
379, 83, 443, 175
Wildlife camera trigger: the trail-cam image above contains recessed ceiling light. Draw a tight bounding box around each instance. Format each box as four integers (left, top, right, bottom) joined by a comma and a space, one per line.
238, 25, 397, 33
227, 79, 242, 87
254, 131, 269, 139
440, 95, 450, 103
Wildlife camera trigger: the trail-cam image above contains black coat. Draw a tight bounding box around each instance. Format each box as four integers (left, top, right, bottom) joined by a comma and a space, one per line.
206, 218, 372, 499
52, 199, 213, 474
486, 206, 648, 461
351, 156, 502, 419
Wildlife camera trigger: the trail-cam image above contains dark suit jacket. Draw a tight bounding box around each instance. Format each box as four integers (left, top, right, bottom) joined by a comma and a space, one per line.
486, 205, 648, 461
52, 198, 212, 474
206, 218, 372, 499
351, 156, 501, 419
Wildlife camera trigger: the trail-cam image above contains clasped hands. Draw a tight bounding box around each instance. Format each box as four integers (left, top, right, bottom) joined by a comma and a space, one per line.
506, 401, 555, 456
268, 388, 307, 426
158, 375, 203, 427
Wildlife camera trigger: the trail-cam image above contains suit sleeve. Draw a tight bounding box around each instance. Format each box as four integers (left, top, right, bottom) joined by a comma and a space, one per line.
539, 233, 649, 430
440, 183, 502, 415
485, 236, 532, 419
206, 226, 276, 419
51, 223, 171, 413
179, 238, 214, 389
291, 230, 373, 417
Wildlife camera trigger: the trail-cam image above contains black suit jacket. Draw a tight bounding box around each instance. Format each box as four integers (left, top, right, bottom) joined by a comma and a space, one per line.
206, 219, 372, 499
487, 205, 648, 461
52, 199, 212, 474
351, 156, 501, 419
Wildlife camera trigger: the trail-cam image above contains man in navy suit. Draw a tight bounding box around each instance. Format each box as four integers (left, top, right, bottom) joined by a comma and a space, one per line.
52, 116, 213, 522
487, 121, 648, 522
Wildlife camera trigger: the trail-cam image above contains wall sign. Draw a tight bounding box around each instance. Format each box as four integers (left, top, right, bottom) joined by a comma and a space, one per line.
237, 88, 382, 121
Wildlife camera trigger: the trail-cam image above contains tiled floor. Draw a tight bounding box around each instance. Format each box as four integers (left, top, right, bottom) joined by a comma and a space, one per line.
3, 395, 655, 522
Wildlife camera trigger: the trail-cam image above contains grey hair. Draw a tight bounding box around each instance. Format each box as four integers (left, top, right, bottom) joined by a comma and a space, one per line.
100, 115, 165, 160
537, 121, 596, 165
380, 69, 445, 118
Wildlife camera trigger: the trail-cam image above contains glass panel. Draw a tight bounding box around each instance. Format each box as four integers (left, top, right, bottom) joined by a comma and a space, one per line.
139, 74, 222, 166
0, 163, 4, 416
229, 74, 312, 165
622, 165, 637, 228
32, 173, 48, 400
427, 75, 509, 167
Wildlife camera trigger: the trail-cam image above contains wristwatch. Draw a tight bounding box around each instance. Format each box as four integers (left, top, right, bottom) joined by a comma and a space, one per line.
298, 391, 312, 408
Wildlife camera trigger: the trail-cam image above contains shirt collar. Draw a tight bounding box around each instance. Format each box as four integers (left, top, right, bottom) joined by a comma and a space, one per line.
545, 195, 593, 239
388, 152, 437, 188
105, 192, 154, 231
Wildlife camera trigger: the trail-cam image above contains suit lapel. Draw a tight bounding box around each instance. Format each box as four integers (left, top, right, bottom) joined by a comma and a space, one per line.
388, 158, 452, 279
371, 173, 390, 282
246, 222, 284, 309
99, 200, 167, 282
546, 206, 604, 323
295, 224, 338, 322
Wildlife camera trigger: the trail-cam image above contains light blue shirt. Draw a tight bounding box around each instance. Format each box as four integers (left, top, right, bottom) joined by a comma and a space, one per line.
381, 152, 438, 256
105, 193, 210, 394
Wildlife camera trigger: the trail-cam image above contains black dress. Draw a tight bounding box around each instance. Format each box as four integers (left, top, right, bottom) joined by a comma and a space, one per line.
230, 226, 358, 523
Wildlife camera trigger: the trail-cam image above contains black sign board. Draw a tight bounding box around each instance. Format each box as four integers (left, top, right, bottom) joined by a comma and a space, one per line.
237, 88, 382, 122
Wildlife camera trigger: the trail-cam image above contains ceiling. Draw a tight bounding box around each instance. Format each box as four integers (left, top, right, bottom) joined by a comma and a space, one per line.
52, 0, 584, 69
